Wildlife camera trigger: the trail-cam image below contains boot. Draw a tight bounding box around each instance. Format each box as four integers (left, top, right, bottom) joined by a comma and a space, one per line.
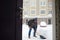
28, 36, 30, 39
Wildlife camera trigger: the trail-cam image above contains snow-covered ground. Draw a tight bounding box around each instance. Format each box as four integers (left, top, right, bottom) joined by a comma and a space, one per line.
22, 24, 53, 40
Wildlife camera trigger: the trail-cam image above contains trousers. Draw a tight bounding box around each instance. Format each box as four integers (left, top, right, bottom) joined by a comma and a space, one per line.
28, 25, 37, 37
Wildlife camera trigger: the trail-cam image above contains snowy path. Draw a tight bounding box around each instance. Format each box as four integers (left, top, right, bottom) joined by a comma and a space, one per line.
22, 24, 53, 40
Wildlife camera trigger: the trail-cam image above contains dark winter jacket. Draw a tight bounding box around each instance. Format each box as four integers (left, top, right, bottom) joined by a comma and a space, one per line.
28, 19, 34, 27
28, 19, 37, 28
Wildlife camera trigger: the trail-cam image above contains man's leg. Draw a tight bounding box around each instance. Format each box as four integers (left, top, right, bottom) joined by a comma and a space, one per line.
28, 28, 32, 38
33, 27, 37, 37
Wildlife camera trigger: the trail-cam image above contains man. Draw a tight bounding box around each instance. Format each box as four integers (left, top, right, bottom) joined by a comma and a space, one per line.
28, 18, 37, 38
28, 18, 46, 39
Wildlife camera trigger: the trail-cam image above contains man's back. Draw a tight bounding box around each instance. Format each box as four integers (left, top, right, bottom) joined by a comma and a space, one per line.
28, 19, 34, 27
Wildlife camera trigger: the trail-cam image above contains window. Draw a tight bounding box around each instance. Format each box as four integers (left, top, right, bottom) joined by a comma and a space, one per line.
40, 10, 45, 14
23, 1, 30, 6
40, 1, 45, 6
48, 2, 52, 7
31, 10, 35, 14
49, 10, 52, 14
31, 2, 35, 6
30, 1, 36, 6
48, 19, 51, 24
24, 10, 29, 14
